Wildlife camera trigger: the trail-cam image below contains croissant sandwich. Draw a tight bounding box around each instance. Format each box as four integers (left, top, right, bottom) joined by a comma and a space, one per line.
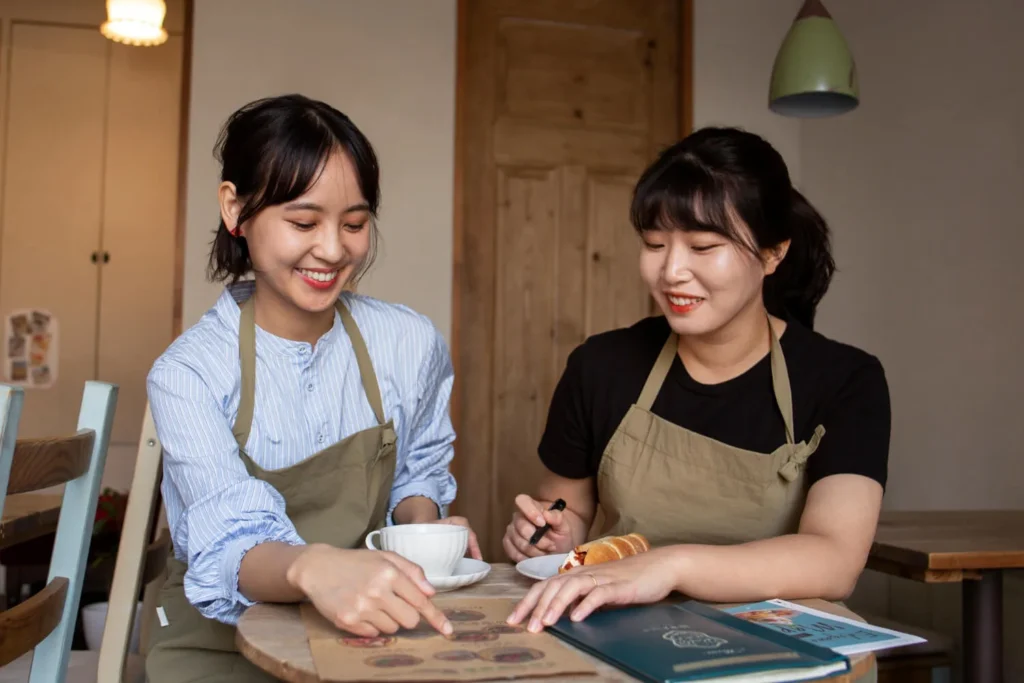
558, 533, 650, 574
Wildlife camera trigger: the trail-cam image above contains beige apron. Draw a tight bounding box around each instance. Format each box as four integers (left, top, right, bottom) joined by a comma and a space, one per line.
146, 297, 397, 683
595, 320, 876, 682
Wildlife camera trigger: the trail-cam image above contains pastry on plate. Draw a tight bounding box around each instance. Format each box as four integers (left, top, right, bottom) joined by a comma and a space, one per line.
558, 533, 650, 574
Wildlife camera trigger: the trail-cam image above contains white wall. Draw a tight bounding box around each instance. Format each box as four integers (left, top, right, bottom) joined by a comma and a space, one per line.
692, 0, 803, 180
184, 0, 456, 339
802, 0, 1024, 513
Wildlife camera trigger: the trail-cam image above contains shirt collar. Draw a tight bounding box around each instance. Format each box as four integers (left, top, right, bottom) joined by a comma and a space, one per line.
214, 281, 342, 359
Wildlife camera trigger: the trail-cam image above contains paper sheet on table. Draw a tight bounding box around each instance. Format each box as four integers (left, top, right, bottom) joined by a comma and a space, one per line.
303, 597, 598, 681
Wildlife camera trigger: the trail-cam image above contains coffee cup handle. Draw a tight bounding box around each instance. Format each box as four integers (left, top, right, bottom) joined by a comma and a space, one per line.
365, 530, 382, 550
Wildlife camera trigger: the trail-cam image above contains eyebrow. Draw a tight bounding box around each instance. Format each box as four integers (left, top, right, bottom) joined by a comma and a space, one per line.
283, 201, 370, 214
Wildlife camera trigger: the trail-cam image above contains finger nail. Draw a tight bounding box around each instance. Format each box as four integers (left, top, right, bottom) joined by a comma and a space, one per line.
528, 619, 541, 633
442, 621, 453, 635
544, 610, 557, 625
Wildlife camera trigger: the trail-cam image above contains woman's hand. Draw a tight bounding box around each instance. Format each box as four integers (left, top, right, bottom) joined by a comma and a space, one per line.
503, 494, 576, 561
286, 544, 452, 638
506, 547, 682, 632
428, 516, 483, 560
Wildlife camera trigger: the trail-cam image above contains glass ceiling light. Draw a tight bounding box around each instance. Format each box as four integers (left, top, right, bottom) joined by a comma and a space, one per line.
100, 0, 169, 47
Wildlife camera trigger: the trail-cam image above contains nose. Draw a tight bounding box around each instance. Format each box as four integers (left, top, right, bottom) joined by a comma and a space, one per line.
663, 241, 693, 283
311, 222, 345, 264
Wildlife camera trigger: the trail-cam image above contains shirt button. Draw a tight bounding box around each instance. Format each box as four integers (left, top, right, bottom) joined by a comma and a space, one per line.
317, 433, 324, 444
307, 383, 314, 392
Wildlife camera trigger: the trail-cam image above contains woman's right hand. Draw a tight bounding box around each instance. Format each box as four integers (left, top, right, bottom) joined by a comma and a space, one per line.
286, 544, 452, 637
503, 494, 576, 562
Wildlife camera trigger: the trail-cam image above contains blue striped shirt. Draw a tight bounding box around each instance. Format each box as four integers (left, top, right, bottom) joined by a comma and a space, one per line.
147, 282, 457, 625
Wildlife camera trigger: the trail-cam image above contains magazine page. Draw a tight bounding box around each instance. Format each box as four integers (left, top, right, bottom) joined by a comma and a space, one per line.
722, 599, 926, 656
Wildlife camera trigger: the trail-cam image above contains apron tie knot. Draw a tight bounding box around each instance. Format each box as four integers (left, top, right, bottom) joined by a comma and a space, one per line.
777, 425, 826, 482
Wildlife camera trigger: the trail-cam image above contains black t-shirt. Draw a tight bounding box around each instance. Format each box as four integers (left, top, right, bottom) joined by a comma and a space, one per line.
539, 316, 890, 488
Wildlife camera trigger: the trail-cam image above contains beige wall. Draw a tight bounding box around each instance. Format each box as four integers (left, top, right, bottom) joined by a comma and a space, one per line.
692, 0, 802, 180
694, 1, 1024, 677
184, 0, 456, 339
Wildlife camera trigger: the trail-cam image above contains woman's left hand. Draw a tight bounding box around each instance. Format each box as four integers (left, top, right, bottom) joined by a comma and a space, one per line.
506, 547, 680, 632
429, 516, 483, 560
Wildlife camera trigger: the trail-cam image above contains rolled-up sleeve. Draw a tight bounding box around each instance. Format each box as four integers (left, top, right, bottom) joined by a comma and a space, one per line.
148, 359, 305, 625
388, 329, 457, 522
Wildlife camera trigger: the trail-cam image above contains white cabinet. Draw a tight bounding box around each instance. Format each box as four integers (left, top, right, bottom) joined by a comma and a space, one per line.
0, 20, 182, 446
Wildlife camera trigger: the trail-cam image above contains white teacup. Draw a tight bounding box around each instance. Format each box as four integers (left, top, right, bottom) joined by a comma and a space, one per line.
365, 524, 468, 578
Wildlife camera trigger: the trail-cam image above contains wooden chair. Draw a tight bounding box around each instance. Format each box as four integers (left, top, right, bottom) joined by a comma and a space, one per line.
0, 382, 118, 682
1, 403, 168, 683
95, 403, 166, 682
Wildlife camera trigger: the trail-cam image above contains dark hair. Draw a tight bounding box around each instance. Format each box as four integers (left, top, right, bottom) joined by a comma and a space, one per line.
630, 126, 835, 329
207, 94, 381, 283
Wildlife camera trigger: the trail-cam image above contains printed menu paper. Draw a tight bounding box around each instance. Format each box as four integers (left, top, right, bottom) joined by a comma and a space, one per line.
303, 597, 598, 682
723, 599, 926, 656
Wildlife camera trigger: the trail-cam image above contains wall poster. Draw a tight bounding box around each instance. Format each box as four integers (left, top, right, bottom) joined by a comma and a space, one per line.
5, 308, 57, 388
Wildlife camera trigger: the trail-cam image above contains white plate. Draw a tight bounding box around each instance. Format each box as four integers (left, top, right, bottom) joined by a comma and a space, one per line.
428, 558, 491, 592
515, 553, 568, 581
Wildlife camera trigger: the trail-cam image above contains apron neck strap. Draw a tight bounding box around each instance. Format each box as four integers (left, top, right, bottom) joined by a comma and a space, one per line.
235, 297, 257, 449
233, 296, 387, 450
336, 300, 387, 425
767, 319, 795, 444
637, 317, 795, 444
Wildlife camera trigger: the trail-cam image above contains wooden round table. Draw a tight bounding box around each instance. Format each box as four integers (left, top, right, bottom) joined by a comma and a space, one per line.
236, 564, 876, 682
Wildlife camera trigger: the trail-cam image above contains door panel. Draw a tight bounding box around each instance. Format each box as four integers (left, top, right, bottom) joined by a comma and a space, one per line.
99, 37, 183, 445
455, 0, 681, 559
0, 24, 107, 439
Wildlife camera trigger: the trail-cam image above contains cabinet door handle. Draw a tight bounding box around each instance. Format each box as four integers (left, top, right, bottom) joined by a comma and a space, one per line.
91, 251, 98, 263
102, 251, 110, 263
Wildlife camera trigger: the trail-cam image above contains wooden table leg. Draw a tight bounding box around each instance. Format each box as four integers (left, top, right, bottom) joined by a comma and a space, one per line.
963, 570, 1002, 683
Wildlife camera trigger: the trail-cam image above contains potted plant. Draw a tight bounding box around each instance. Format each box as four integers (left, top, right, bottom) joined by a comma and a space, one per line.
79, 488, 143, 651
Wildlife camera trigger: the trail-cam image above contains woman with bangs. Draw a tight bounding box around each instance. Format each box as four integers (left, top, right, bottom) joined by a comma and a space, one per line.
503, 127, 890, 633
145, 94, 478, 682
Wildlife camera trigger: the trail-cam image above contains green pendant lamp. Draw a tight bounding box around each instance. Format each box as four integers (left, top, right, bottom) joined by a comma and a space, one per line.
769, 0, 858, 117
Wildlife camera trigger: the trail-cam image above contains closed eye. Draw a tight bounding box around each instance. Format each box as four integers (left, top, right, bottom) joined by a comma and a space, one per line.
692, 244, 722, 253
289, 221, 316, 230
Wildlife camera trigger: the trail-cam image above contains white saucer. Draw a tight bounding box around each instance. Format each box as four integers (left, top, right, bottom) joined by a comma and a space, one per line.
427, 558, 491, 592
515, 553, 568, 581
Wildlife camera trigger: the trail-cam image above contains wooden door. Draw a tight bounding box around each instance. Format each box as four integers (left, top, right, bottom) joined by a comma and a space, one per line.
0, 24, 108, 440
454, 0, 682, 560
0, 20, 182, 447
99, 38, 183, 445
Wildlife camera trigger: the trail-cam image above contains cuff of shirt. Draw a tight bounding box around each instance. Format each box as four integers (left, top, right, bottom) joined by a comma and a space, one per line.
388, 481, 447, 525
221, 528, 305, 619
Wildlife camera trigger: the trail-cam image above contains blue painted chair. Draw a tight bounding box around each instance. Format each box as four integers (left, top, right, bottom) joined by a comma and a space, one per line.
0, 381, 118, 683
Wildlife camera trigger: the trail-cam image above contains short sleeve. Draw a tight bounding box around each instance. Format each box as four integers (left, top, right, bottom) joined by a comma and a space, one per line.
538, 345, 594, 479
806, 358, 891, 488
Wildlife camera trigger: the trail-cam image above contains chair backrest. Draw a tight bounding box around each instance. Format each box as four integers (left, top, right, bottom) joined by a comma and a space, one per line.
0, 381, 118, 682
96, 403, 167, 681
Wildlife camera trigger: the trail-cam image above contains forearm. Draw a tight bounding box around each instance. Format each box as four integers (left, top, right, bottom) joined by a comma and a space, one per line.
239, 541, 310, 603
393, 496, 441, 524
562, 508, 591, 546
667, 533, 864, 603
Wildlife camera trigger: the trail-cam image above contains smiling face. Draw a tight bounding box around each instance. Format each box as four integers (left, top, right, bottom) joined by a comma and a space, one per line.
638, 207, 787, 338
219, 149, 372, 318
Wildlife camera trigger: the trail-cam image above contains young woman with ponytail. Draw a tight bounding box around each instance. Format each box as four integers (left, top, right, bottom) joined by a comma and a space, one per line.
503, 127, 890, 633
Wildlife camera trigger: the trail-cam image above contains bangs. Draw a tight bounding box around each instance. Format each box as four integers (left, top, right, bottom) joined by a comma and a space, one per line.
629, 156, 749, 248
250, 124, 337, 210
